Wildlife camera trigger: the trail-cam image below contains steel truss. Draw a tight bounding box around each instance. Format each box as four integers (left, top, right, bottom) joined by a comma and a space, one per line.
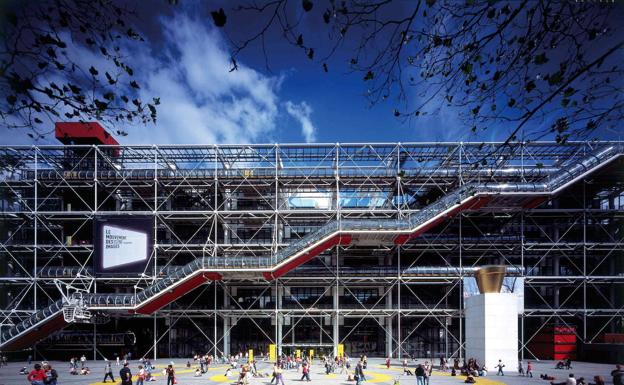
0, 142, 623, 360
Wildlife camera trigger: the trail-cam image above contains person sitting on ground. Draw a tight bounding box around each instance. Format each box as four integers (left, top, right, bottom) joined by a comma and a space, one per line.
80, 367, 91, 375
186, 361, 191, 368
240, 364, 251, 385
551, 373, 577, 385
577, 377, 586, 385
465, 374, 477, 383
479, 366, 488, 377
145, 367, 155, 382
451, 368, 457, 376
19, 367, 28, 375
589, 376, 605, 385
541, 374, 556, 381
565, 359, 573, 370
194, 368, 201, 377
556, 361, 565, 370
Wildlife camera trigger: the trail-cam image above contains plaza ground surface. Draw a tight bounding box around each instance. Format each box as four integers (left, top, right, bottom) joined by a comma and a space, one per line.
0, 358, 618, 385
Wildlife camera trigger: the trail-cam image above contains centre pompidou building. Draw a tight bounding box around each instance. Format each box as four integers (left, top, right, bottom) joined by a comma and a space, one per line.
0, 122, 622, 361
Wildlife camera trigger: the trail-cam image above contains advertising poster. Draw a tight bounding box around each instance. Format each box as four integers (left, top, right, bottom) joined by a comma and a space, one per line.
94, 216, 153, 275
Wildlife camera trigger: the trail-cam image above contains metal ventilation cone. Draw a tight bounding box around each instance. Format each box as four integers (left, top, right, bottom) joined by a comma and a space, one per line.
475, 265, 506, 294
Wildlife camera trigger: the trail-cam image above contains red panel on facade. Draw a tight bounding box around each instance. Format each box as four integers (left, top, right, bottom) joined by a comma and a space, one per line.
554, 344, 577, 353
394, 234, 410, 245
266, 234, 351, 281
528, 326, 577, 360
554, 326, 576, 334
55, 122, 119, 146
204, 272, 223, 281
554, 334, 576, 344
554, 352, 577, 360
523, 196, 547, 209
3, 313, 67, 351
604, 333, 624, 343
135, 273, 212, 314
469, 196, 491, 210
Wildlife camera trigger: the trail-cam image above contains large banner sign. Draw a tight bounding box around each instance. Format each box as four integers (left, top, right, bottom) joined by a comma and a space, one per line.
94, 216, 153, 275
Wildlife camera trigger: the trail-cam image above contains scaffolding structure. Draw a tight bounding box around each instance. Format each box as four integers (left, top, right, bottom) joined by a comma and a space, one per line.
0, 142, 622, 360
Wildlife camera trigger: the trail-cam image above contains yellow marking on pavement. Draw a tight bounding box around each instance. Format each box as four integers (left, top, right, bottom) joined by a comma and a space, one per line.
362, 371, 394, 383
209, 374, 233, 382
90, 365, 228, 385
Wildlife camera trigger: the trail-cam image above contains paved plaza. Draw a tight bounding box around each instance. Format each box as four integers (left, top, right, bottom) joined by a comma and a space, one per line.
0, 358, 619, 385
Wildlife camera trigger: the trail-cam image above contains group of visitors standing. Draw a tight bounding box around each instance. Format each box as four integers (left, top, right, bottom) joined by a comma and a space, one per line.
15, 353, 624, 385
26, 363, 58, 385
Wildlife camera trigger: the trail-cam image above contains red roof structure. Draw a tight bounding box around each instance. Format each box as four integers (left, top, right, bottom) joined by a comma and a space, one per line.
55, 122, 119, 146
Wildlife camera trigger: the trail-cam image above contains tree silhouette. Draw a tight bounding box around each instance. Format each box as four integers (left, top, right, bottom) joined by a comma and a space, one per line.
0, 0, 159, 139
222, 0, 623, 153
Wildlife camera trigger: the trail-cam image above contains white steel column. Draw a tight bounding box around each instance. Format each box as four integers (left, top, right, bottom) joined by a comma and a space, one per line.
385, 285, 393, 357
153, 314, 157, 359
276, 283, 283, 356
223, 285, 230, 357
397, 246, 401, 359
214, 281, 218, 356
333, 284, 339, 357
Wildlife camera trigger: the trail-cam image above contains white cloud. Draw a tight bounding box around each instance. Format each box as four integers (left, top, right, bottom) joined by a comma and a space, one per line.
119, 15, 286, 144
284, 101, 316, 143
1, 14, 320, 145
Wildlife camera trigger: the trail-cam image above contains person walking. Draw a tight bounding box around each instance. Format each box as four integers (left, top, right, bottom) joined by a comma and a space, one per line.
355, 361, 365, 385
527, 361, 534, 378
612, 365, 624, 385
416, 364, 426, 385
137, 365, 146, 385
519, 360, 525, 376
386, 357, 391, 369
426, 361, 433, 385
27, 363, 47, 385
80, 355, 86, 369
340, 358, 349, 375
359, 360, 367, 381
103, 360, 115, 383
440, 357, 448, 372
301, 361, 311, 381
120, 362, 132, 385
27, 355, 32, 365
275, 364, 286, 385
166, 364, 175, 385
496, 359, 505, 376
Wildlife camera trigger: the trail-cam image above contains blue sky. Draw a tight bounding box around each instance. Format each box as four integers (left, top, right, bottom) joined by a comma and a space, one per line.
2, 1, 622, 145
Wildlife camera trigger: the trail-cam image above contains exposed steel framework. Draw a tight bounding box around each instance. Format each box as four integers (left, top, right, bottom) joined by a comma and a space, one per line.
0, 141, 622, 359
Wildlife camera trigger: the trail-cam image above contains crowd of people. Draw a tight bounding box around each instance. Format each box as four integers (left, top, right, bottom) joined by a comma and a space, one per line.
8, 353, 623, 385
